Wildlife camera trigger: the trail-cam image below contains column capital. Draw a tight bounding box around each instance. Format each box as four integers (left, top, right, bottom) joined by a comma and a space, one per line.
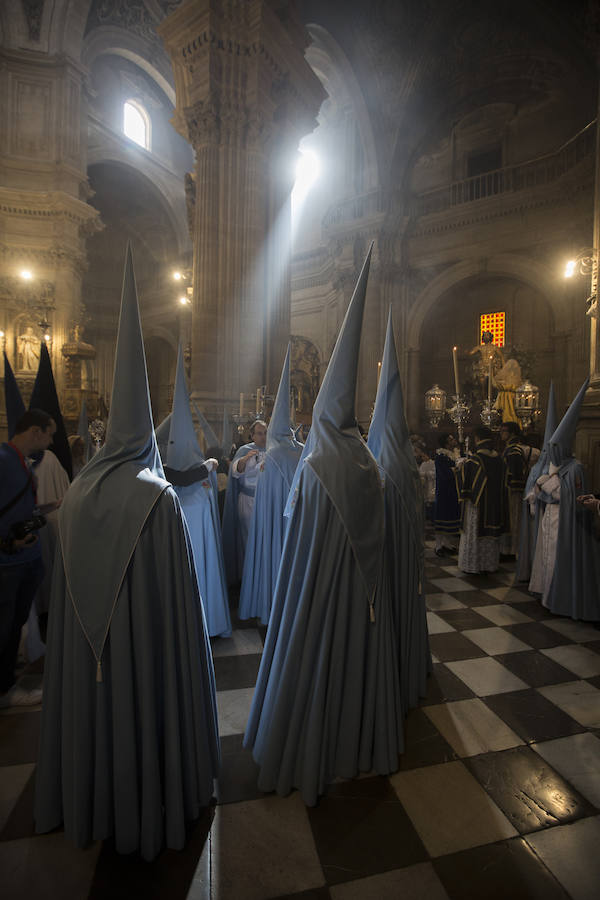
159, 0, 325, 152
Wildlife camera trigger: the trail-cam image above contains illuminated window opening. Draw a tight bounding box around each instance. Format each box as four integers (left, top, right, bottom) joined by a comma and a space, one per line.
123, 100, 150, 150
480, 311, 505, 347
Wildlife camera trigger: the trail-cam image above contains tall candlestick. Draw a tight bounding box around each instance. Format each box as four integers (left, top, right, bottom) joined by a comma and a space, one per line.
256, 387, 260, 415
239, 392, 244, 417
377, 361, 382, 389
452, 346, 460, 396
488, 355, 493, 406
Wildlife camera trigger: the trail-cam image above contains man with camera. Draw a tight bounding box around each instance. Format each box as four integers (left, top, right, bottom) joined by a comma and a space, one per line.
0, 409, 56, 707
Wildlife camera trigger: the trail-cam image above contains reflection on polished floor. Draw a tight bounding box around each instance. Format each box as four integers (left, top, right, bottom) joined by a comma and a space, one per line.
2, 543, 600, 899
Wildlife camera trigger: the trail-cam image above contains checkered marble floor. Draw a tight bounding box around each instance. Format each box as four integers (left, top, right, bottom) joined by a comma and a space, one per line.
2, 542, 600, 899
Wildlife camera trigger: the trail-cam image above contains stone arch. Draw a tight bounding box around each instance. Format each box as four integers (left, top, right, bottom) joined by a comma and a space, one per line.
407, 255, 560, 350
82, 27, 176, 104
86, 156, 188, 258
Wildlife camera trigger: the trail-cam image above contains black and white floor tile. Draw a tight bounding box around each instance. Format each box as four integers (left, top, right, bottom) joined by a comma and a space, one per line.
2, 543, 600, 899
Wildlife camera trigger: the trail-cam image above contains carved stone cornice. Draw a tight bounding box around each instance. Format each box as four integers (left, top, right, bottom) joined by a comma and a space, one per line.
0, 188, 103, 234
0, 243, 90, 278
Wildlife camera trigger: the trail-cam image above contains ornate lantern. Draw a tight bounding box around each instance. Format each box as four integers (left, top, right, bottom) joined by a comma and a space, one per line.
480, 400, 502, 430
425, 384, 447, 427
515, 380, 541, 430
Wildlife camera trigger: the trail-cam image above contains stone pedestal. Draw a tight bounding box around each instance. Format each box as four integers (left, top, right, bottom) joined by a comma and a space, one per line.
158, 0, 325, 421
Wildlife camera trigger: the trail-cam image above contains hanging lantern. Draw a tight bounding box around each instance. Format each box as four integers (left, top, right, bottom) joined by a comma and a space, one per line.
425, 384, 447, 428
515, 380, 541, 430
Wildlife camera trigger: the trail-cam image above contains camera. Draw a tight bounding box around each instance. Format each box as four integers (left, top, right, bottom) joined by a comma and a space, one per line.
9, 514, 47, 541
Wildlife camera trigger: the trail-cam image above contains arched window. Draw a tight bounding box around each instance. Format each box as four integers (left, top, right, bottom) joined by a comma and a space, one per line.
123, 100, 150, 150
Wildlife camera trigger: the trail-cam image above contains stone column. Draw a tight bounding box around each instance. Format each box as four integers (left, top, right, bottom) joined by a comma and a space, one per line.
159, 0, 325, 420
576, 53, 600, 484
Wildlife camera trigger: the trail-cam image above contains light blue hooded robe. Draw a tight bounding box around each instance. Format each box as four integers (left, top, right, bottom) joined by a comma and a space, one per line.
516, 382, 557, 582
368, 309, 431, 730
165, 347, 231, 638
244, 246, 386, 805
542, 378, 600, 620
238, 344, 302, 623
34, 246, 220, 860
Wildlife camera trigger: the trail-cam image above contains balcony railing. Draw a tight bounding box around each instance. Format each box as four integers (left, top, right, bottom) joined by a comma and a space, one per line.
412, 120, 595, 218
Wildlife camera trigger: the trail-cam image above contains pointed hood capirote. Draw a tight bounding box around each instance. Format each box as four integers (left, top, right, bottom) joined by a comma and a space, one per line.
266, 342, 303, 465
29, 341, 72, 479
58, 245, 169, 672
548, 377, 589, 467
168, 346, 206, 470
367, 307, 416, 485
285, 244, 384, 602
3, 351, 26, 439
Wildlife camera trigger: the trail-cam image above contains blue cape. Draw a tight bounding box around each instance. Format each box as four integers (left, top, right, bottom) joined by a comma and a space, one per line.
166, 346, 231, 637
239, 344, 302, 623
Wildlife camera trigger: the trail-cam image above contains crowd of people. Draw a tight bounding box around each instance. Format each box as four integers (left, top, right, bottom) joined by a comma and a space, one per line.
1, 246, 599, 861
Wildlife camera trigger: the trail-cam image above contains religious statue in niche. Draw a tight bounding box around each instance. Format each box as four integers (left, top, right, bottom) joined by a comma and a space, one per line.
469, 331, 505, 400
17, 325, 41, 371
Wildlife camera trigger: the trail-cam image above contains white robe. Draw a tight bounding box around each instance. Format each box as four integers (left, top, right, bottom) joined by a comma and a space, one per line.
528, 468, 560, 601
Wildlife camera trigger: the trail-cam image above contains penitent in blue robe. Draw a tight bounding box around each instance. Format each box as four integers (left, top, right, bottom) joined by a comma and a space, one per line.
238, 446, 300, 623
544, 459, 600, 621
239, 344, 302, 624
367, 308, 431, 728
244, 245, 386, 804
34, 246, 219, 861
165, 349, 231, 639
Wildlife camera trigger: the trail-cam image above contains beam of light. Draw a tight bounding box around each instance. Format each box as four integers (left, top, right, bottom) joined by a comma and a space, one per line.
291, 149, 320, 220
564, 259, 576, 278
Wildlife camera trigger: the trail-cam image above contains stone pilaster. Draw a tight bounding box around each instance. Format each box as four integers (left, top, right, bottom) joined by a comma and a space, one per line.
158, 0, 325, 419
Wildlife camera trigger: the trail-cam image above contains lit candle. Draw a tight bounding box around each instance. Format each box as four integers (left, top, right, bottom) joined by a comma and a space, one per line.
452, 346, 460, 396
488, 355, 493, 406
377, 361, 381, 389
239, 392, 244, 417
